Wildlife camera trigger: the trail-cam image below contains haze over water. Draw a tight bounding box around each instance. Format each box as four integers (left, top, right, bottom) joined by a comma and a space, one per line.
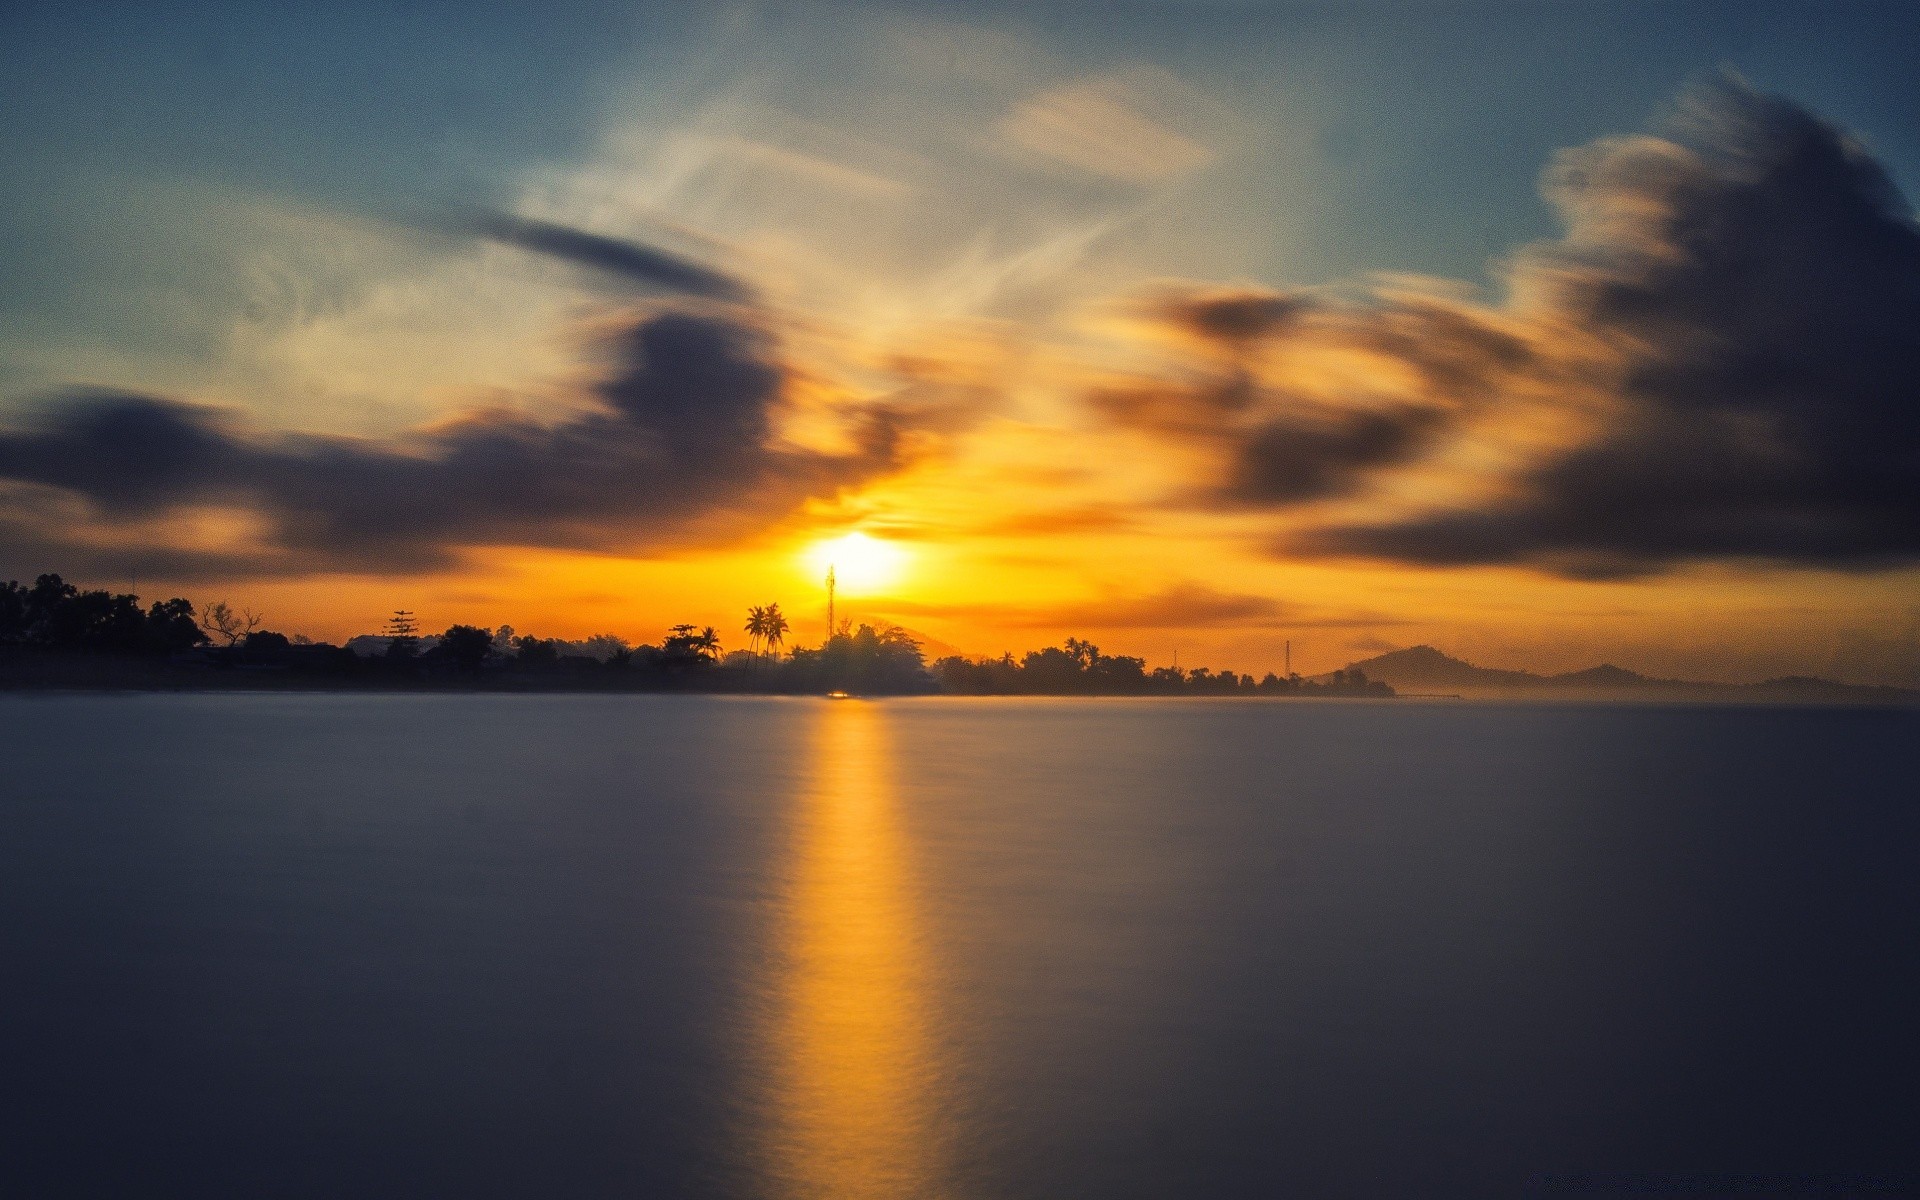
3, 694, 1915, 1198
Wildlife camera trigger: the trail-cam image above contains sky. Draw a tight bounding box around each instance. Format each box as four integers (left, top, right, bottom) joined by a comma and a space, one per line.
3, 0, 1919, 683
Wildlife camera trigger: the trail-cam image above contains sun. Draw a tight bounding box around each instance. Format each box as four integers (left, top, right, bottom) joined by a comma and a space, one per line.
804, 531, 909, 594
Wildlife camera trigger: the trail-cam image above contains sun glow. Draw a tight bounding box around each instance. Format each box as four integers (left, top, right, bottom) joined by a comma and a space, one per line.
805, 532, 910, 594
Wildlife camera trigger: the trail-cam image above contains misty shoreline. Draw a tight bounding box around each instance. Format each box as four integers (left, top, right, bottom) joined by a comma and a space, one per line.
1, 661, 1911, 708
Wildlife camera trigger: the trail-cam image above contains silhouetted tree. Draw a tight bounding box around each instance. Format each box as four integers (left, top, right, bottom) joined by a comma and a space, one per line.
0, 576, 205, 654
384, 610, 420, 660
790, 622, 929, 693
26, 575, 77, 634
763, 603, 789, 660
241, 630, 292, 662
202, 600, 262, 647
145, 598, 206, 653
437, 625, 494, 672
38, 586, 146, 650
0, 580, 26, 643
661, 623, 720, 668
744, 605, 767, 659
1018, 646, 1071, 691
513, 634, 559, 667
581, 633, 631, 661
1089, 651, 1147, 691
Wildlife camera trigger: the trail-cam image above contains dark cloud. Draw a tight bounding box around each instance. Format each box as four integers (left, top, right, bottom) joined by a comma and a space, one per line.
1106, 80, 1920, 577
1221, 405, 1449, 504
1094, 291, 1518, 504
0, 311, 910, 578
1297, 80, 1920, 576
468, 212, 754, 303
1160, 287, 1304, 343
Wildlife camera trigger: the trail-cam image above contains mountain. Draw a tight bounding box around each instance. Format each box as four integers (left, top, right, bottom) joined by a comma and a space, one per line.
1339, 645, 1539, 692
1543, 663, 1703, 690
1741, 676, 1920, 705
1343, 645, 1915, 705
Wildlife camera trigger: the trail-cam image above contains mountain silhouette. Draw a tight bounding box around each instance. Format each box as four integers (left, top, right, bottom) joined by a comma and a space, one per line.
1336, 645, 1539, 691
1342, 645, 1914, 704
1548, 663, 1653, 687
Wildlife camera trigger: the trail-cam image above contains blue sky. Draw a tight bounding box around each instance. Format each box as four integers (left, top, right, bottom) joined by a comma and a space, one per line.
8, 1, 1918, 382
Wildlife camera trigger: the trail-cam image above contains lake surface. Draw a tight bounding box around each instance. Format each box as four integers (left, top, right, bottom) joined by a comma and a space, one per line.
2, 695, 1915, 1198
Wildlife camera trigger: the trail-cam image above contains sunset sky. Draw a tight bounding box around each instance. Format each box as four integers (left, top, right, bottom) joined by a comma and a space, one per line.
3, 1, 1918, 682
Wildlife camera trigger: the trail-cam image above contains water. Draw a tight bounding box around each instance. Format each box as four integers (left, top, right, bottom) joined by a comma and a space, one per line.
1, 694, 1914, 1198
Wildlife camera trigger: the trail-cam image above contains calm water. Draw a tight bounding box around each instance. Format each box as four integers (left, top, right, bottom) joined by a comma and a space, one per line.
2, 695, 1915, 1198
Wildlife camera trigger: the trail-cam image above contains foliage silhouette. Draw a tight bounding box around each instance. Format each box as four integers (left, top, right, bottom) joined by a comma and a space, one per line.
0, 574, 206, 654
201, 600, 261, 647
435, 625, 495, 672
0, 568, 1393, 697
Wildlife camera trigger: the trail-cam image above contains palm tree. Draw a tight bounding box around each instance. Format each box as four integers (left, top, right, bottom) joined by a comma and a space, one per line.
763, 602, 789, 661
694, 626, 721, 661
744, 605, 767, 660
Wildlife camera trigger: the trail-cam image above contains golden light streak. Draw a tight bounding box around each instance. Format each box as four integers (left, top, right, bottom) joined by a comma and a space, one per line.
755, 701, 943, 1199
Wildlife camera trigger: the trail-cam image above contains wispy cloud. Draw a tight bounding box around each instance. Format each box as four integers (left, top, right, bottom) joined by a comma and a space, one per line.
668, 133, 916, 201
997, 68, 1216, 184
973, 505, 1138, 536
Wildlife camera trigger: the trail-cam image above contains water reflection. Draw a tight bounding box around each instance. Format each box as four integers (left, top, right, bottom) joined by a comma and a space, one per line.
754, 700, 942, 1200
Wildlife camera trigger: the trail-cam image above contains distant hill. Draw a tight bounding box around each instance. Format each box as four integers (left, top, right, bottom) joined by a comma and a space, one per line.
1342, 645, 1916, 705
1338, 645, 1539, 692
1547, 663, 1662, 688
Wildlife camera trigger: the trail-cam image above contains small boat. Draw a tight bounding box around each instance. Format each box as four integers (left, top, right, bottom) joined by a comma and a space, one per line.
825, 690, 855, 700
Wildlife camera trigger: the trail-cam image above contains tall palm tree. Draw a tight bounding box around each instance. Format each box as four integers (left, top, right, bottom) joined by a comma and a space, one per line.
744, 605, 767, 660
763, 602, 789, 661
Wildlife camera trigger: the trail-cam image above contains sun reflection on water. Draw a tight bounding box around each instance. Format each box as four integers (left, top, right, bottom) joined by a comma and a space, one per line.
755, 700, 942, 1200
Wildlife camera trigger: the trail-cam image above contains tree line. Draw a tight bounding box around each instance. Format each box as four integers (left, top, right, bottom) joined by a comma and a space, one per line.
0, 574, 206, 654
0, 572, 1391, 697
930, 636, 1390, 696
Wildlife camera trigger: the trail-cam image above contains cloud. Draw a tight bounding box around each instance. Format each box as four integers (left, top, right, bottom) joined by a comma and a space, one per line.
974, 505, 1137, 536
997, 69, 1214, 185
1220, 405, 1454, 505
1095, 284, 1529, 505
877, 583, 1398, 630
668, 134, 915, 201
0, 310, 914, 578
1161, 288, 1305, 343
1110, 79, 1920, 578
468, 212, 755, 303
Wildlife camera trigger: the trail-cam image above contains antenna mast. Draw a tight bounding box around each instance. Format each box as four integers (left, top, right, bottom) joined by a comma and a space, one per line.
825, 564, 836, 642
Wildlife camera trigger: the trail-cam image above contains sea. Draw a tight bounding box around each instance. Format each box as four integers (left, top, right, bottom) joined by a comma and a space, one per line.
2, 694, 1915, 1199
